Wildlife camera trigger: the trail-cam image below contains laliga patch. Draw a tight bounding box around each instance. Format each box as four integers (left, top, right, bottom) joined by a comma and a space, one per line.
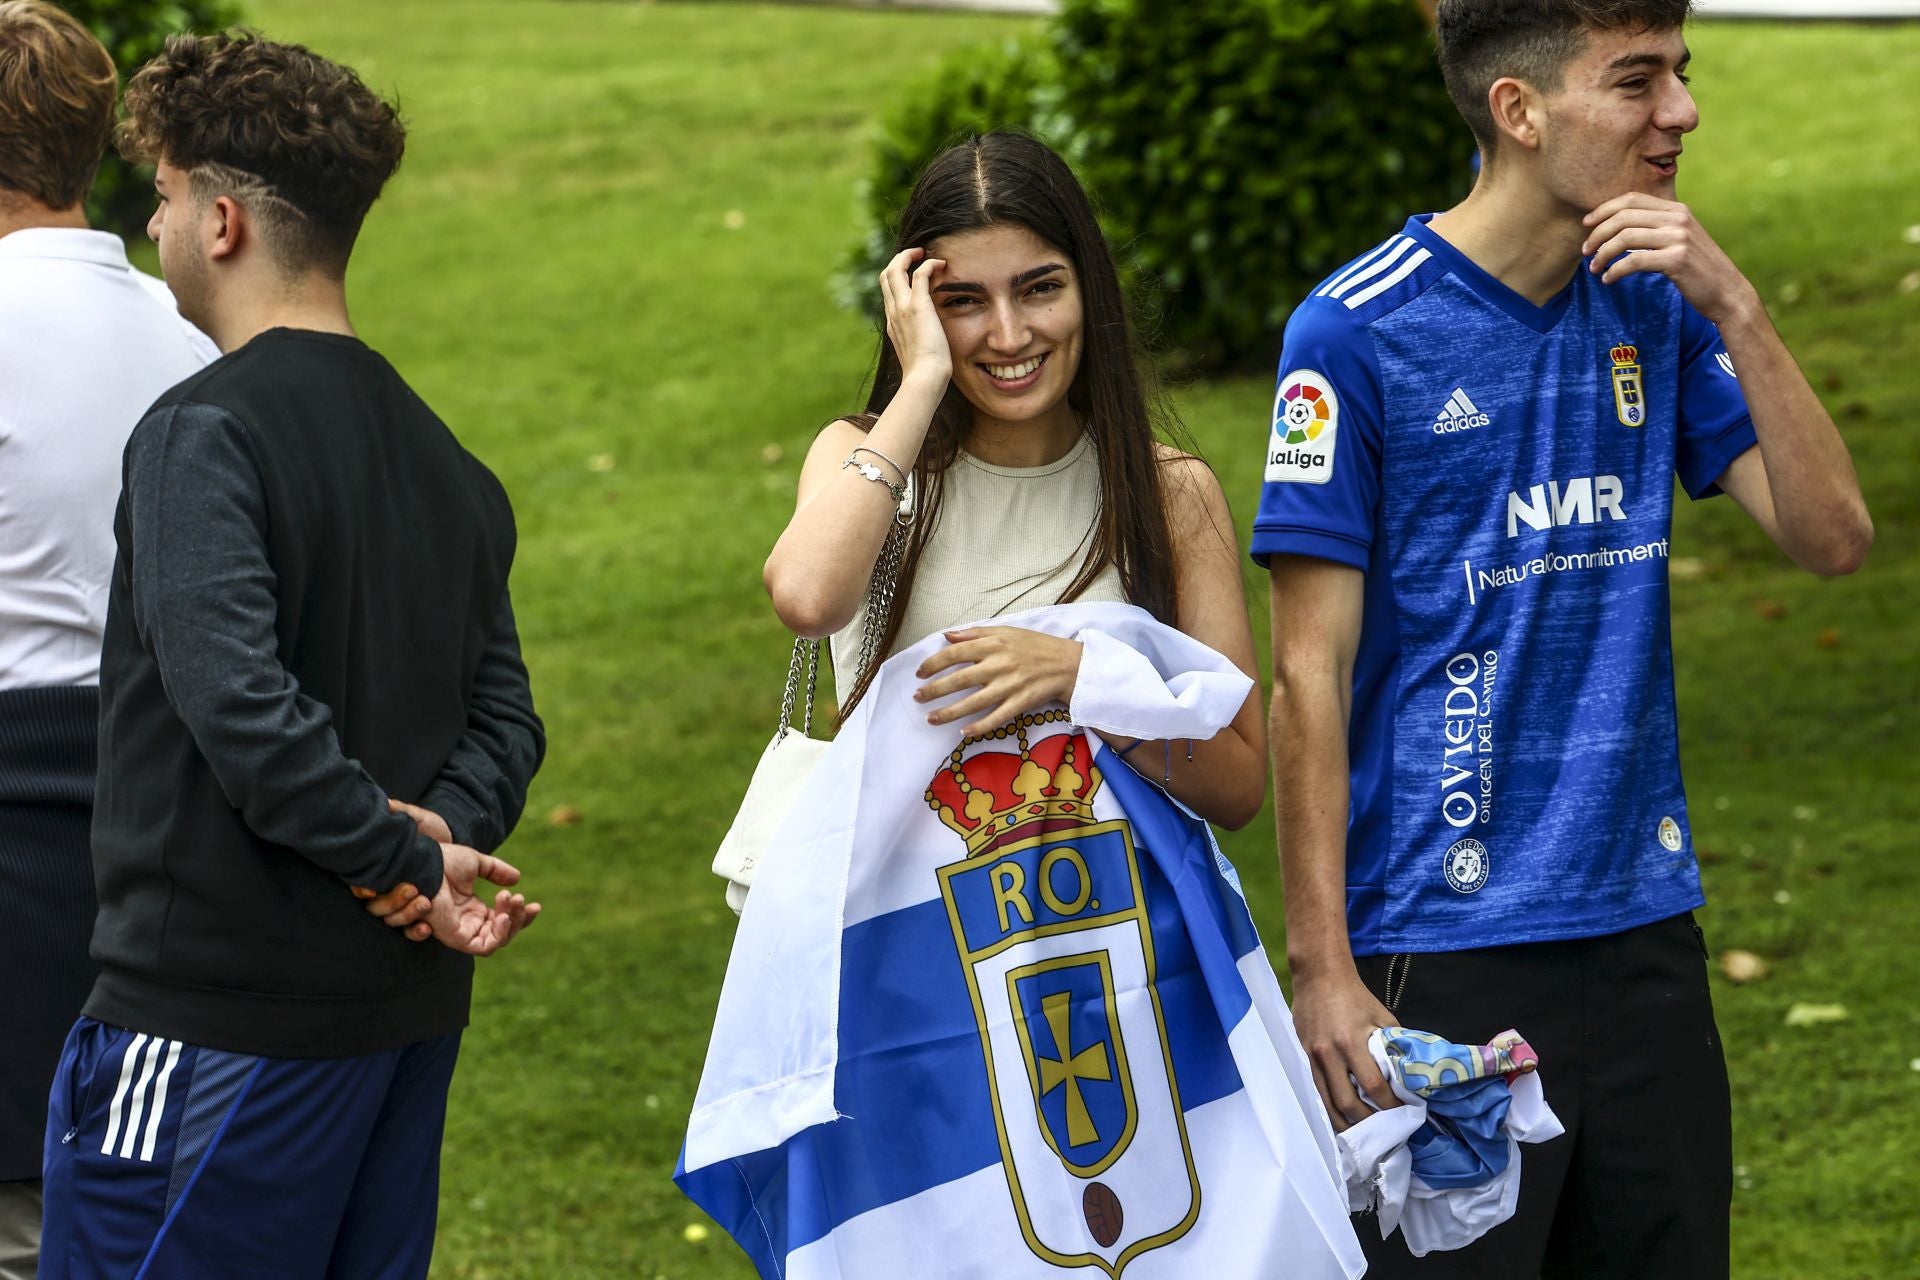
1267, 369, 1338, 484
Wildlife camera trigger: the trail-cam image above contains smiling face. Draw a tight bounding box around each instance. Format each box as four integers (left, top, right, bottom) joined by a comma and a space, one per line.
1536, 24, 1698, 209
927, 222, 1084, 438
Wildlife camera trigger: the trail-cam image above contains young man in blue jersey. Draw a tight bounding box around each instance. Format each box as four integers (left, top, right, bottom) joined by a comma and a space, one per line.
1253, 1, 1870, 1274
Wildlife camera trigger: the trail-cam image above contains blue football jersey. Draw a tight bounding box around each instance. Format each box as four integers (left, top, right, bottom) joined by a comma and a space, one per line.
1252, 214, 1757, 956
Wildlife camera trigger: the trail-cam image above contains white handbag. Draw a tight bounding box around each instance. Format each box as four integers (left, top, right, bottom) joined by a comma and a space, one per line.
712, 639, 830, 913
715, 477, 913, 913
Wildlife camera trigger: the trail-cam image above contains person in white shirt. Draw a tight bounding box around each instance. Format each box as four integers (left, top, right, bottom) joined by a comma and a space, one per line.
0, 5, 214, 1275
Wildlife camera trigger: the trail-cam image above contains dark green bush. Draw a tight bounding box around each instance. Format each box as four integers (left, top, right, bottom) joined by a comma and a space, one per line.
835, 35, 1060, 317
846, 0, 1470, 371
55, 0, 244, 239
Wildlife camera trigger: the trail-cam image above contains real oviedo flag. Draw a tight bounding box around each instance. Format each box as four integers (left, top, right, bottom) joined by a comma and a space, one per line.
677, 604, 1364, 1279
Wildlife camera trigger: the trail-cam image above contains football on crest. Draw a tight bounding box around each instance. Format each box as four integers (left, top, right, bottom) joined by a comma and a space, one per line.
1083, 1181, 1123, 1248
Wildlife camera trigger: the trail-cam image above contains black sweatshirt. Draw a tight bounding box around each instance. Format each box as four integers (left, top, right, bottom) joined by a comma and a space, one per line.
85, 329, 544, 1058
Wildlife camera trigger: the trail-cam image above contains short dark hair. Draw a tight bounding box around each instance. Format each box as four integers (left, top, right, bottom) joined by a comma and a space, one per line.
117, 31, 404, 275
0, 0, 117, 209
1435, 0, 1693, 155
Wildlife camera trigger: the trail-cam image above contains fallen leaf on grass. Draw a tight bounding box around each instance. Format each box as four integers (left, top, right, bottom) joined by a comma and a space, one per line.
1720, 950, 1769, 983
761, 442, 785, 465
1817, 628, 1841, 649
683, 1222, 711, 1243
548, 803, 583, 827
1754, 599, 1787, 621
1669, 556, 1706, 580
1783, 1002, 1848, 1027
1900, 271, 1920, 296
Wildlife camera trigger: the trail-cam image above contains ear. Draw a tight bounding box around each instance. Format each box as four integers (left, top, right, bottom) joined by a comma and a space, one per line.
208, 194, 246, 263
1487, 76, 1545, 154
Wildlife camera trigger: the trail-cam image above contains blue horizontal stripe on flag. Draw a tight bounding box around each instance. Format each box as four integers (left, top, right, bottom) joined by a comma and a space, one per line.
679, 747, 1265, 1275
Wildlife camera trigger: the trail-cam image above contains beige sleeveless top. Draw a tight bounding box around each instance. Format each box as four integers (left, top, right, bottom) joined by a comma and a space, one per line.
831, 432, 1128, 698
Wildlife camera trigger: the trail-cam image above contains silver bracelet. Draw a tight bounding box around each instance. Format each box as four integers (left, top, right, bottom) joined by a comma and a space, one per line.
842, 450, 908, 503
850, 445, 908, 484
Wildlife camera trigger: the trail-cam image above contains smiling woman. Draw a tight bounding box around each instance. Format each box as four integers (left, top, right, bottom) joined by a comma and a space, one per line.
761, 131, 1268, 829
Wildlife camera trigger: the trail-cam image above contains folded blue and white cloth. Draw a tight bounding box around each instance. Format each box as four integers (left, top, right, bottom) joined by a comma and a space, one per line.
1338, 1027, 1565, 1256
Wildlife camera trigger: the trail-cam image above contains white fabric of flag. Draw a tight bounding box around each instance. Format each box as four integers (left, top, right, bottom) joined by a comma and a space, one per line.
678, 603, 1365, 1279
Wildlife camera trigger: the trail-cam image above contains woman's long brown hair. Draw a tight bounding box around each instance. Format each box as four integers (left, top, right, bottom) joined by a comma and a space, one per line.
838, 132, 1184, 717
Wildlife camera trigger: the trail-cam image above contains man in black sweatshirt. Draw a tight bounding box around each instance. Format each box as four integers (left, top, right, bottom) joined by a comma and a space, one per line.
38, 32, 545, 1280
0, 7, 216, 1276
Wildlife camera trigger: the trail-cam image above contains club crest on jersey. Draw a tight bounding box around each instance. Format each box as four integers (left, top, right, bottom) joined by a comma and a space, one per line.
932, 722, 1199, 1276
1267, 369, 1337, 484
1443, 837, 1490, 893
1609, 343, 1646, 428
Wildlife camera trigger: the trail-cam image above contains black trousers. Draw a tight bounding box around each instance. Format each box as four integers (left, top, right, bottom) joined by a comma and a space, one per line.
1353, 912, 1732, 1279
0, 685, 99, 1183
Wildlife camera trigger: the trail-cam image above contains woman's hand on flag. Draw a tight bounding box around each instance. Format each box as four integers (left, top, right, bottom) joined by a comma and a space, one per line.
913, 625, 1083, 736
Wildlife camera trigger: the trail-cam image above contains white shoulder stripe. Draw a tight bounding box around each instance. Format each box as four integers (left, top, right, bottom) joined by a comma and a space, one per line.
1326, 237, 1419, 300
1344, 248, 1433, 309
1317, 236, 1408, 298
100, 1032, 148, 1156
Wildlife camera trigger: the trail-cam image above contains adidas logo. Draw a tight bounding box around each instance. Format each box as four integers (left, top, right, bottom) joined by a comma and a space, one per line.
1432, 388, 1491, 435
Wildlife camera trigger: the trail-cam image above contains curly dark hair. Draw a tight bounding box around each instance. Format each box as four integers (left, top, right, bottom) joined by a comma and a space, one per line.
117, 30, 405, 274
1436, 0, 1694, 157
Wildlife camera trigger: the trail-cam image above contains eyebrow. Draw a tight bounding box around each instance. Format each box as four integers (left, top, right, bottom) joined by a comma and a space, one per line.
932, 262, 1068, 295
1607, 47, 1690, 74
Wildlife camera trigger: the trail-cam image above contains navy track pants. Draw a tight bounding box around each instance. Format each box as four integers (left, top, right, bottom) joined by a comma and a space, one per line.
40, 1018, 461, 1280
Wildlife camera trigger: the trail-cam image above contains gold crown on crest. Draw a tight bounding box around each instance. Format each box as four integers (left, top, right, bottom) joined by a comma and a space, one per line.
1610, 343, 1639, 366
925, 711, 1102, 859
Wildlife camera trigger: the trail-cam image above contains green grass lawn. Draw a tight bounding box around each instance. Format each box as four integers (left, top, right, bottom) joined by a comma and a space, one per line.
223, 4, 1919, 1275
